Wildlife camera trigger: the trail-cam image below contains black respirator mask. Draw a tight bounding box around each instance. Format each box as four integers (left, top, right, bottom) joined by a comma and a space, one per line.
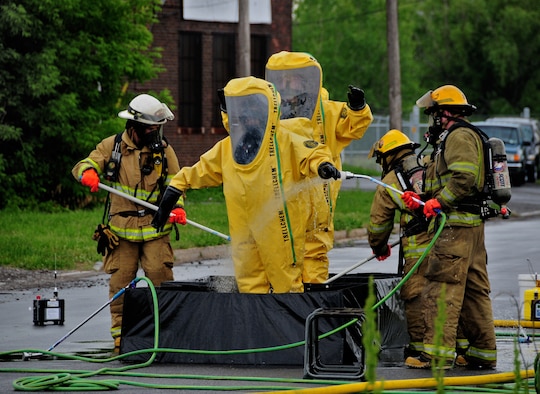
129, 120, 163, 151
424, 112, 444, 146
138, 128, 162, 151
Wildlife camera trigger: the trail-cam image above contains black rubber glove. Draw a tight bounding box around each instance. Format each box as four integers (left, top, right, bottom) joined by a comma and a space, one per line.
152, 186, 183, 232
217, 88, 227, 113
93, 224, 119, 256
373, 244, 392, 261
318, 162, 341, 180
347, 85, 366, 111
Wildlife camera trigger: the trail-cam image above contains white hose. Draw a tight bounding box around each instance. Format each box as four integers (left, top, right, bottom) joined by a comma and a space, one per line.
341, 171, 425, 206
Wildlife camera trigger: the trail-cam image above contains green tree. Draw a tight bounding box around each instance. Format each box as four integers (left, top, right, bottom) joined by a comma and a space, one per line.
0, 0, 165, 209
413, 0, 540, 117
293, 0, 540, 118
292, 0, 421, 115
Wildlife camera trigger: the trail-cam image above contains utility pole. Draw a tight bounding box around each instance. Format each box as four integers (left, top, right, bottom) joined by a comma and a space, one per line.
238, 0, 251, 76
387, 0, 402, 130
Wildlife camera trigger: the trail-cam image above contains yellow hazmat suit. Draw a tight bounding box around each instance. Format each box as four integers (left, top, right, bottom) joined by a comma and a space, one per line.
169, 77, 336, 293
266, 51, 373, 283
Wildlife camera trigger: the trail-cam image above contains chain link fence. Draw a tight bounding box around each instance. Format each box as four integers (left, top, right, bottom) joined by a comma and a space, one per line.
342, 108, 429, 170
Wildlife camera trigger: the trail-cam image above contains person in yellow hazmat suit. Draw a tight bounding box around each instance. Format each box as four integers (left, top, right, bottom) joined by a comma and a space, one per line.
366, 129, 431, 360
265, 51, 373, 284
152, 76, 342, 294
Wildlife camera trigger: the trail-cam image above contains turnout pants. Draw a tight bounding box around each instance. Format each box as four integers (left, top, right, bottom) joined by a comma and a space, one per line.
104, 236, 174, 338
422, 224, 496, 365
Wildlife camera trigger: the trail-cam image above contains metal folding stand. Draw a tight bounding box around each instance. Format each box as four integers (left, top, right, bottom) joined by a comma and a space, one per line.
304, 307, 366, 380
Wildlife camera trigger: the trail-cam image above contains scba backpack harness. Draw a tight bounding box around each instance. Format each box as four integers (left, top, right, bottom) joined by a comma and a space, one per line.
395, 154, 429, 238
441, 121, 511, 219
95, 132, 178, 256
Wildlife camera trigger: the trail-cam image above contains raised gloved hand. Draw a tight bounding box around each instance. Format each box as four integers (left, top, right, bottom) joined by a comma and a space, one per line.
373, 244, 392, 261
81, 169, 100, 193
93, 224, 119, 256
424, 198, 442, 219
401, 191, 422, 210
217, 88, 227, 113
318, 162, 341, 180
170, 207, 187, 225
152, 186, 183, 231
347, 85, 366, 111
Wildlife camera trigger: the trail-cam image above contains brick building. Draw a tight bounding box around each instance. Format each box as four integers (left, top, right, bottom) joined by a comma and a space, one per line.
131, 0, 293, 167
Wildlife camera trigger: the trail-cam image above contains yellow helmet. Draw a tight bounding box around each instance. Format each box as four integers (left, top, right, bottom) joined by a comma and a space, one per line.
368, 129, 420, 159
416, 85, 476, 116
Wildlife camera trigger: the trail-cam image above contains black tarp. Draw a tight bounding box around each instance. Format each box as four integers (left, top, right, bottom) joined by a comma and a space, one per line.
120, 273, 408, 365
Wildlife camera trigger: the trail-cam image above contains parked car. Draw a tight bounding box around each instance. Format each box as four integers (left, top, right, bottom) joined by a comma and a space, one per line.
473, 121, 530, 186
486, 117, 540, 182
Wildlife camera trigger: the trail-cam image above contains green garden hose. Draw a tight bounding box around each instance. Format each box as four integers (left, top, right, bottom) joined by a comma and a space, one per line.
2, 212, 537, 392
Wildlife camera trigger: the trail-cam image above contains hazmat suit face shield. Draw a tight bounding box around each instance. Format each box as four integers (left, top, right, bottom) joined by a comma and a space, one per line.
266, 66, 320, 120
227, 93, 268, 165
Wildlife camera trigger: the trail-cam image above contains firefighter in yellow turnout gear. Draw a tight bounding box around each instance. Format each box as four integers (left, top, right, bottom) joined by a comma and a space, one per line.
73, 94, 185, 347
152, 77, 341, 293
402, 85, 497, 369
265, 51, 373, 283
367, 129, 431, 359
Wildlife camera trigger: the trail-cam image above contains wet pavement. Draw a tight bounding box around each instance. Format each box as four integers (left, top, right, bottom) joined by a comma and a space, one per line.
1, 214, 540, 392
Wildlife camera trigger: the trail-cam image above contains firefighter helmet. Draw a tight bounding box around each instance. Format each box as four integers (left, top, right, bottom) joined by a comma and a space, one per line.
368, 129, 420, 159
118, 94, 174, 125
416, 85, 476, 116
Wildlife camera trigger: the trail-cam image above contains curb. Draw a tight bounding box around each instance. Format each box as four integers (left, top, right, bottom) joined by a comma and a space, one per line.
172, 226, 387, 265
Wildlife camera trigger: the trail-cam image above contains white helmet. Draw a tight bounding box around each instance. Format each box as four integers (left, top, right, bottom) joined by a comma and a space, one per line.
118, 94, 174, 125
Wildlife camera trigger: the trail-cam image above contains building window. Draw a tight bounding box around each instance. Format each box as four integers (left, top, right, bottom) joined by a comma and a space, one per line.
178, 32, 202, 129
251, 35, 269, 79
211, 34, 269, 128
212, 33, 236, 128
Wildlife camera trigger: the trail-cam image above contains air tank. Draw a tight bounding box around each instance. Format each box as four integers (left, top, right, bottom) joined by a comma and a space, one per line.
488, 137, 511, 211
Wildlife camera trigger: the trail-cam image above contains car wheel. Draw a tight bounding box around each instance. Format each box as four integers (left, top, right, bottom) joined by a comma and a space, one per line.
527, 164, 538, 183
512, 169, 526, 186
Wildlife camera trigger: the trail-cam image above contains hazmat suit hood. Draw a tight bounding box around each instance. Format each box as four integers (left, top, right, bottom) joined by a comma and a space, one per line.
224, 77, 281, 165
265, 51, 322, 121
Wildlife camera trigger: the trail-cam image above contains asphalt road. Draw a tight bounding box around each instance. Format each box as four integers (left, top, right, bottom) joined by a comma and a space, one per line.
0, 181, 539, 393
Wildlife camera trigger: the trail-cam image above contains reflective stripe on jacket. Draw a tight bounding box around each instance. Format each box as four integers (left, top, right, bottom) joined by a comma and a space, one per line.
72, 131, 182, 242
368, 171, 429, 261
424, 125, 484, 228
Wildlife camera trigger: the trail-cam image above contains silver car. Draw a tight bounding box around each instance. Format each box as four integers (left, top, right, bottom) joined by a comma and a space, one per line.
486, 117, 540, 182
473, 121, 531, 186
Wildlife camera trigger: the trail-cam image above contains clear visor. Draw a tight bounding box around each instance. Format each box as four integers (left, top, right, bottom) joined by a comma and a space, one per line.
415, 90, 434, 109
127, 103, 174, 124
266, 66, 320, 120
227, 94, 268, 165
368, 140, 378, 159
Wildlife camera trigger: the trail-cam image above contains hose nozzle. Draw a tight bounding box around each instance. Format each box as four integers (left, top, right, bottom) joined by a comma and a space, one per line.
340, 171, 355, 180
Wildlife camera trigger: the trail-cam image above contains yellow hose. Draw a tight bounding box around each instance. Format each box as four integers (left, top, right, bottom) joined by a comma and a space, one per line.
494, 319, 540, 328
259, 370, 534, 394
